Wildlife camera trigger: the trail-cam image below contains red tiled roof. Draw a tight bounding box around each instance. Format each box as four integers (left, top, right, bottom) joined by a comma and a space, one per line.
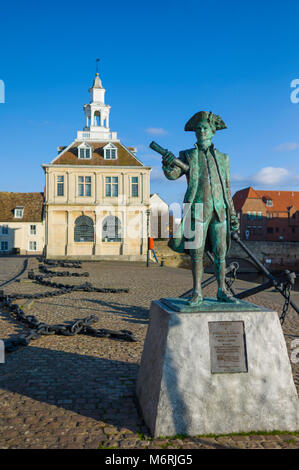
232, 187, 260, 211
233, 187, 299, 212
0, 192, 44, 222
254, 190, 299, 211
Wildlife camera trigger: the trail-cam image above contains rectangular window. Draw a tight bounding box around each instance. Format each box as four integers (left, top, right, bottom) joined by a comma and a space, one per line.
78, 176, 91, 197
257, 212, 262, 219
131, 176, 139, 197
29, 241, 37, 251
14, 208, 24, 218
247, 211, 251, 220
105, 176, 111, 197
2, 225, 8, 235
30, 224, 36, 235
267, 227, 273, 234
252, 211, 256, 219
79, 148, 91, 159
105, 149, 117, 160
57, 175, 64, 196
105, 176, 118, 197
0, 241, 8, 251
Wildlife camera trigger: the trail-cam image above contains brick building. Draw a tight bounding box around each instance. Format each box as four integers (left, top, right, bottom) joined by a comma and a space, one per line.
232, 187, 299, 242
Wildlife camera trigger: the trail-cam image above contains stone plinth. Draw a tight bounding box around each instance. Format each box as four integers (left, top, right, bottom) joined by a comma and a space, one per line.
136, 300, 299, 437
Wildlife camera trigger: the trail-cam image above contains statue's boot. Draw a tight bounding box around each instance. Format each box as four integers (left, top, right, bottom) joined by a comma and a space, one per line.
217, 287, 237, 303
188, 289, 203, 306
188, 257, 203, 306
215, 257, 238, 303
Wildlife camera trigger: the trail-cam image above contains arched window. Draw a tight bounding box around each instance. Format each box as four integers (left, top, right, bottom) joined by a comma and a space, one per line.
74, 215, 94, 242
102, 216, 121, 242
94, 111, 101, 126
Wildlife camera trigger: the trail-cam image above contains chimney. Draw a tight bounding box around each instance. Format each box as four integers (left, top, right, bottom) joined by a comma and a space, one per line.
128, 146, 137, 156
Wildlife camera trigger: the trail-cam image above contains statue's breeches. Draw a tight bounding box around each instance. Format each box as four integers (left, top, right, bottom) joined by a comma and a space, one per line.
188, 210, 227, 262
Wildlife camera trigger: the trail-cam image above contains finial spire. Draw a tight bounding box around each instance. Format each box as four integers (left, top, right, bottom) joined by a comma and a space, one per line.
96, 58, 100, 75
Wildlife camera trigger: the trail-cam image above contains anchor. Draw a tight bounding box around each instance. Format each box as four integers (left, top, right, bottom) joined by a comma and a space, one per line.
180, 232, 298, 323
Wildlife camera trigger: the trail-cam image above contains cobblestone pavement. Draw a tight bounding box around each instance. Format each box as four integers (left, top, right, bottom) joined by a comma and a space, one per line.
0, 256, 298, 449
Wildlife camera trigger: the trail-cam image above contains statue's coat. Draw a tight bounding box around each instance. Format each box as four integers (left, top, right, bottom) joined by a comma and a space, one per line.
163, 143, 237, 255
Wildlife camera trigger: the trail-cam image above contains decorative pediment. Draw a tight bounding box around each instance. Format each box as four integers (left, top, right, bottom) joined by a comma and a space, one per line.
103, 142, 118, 160
78, 142, 93, 159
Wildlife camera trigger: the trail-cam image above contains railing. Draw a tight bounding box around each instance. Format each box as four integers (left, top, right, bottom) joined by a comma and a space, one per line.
76, 131, 118, 141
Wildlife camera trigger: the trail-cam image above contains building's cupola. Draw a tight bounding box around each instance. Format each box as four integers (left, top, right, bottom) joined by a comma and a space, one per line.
77, 65, 118, 142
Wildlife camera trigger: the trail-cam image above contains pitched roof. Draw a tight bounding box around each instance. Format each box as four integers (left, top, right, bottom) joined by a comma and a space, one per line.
150, 193, 169, 206
254, 189, 299, 211
51, 141, 143, 167
89, 73, 103, 89
232, 187, 260, 211
0, 192, 44, 222
233, 187, 299, 212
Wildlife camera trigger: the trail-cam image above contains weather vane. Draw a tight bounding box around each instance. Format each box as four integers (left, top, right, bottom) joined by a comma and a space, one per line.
96, 58, 100, 74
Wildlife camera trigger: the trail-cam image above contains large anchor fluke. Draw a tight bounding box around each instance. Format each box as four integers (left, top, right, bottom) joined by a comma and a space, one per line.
231, 232, 299, 323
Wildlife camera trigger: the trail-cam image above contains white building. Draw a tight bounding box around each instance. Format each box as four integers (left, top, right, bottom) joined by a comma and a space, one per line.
42, 72, 152, 260
149, 193, 171, 238
0, 192, 44, 255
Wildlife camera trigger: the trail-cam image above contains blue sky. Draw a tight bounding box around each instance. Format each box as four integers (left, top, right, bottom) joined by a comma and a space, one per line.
1, 0, 299, 205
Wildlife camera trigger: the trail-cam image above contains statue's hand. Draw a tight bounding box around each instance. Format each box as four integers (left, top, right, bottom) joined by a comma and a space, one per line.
162, 151, 175, 169
230, 215, 239, 233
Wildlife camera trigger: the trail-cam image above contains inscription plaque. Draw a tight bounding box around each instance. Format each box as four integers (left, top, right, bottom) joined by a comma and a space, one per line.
208, 321, 247, 373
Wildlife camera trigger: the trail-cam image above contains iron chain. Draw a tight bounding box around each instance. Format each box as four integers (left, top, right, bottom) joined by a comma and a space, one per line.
1, 258, 135, 353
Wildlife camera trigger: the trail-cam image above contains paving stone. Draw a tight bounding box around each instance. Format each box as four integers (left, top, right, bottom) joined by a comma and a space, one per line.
0, 257, 298, 449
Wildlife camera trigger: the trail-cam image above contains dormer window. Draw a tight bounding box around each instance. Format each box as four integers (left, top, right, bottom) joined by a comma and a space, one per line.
78, 143, 92, 159
266, 199, 273, 207
103, 143, 118, 160
14, 207, 24, 218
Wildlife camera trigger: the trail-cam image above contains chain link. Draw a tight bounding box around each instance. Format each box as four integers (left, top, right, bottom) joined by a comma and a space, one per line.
1, 258, 135, 353
279, 270, 296, 325
225, 262, 239, 290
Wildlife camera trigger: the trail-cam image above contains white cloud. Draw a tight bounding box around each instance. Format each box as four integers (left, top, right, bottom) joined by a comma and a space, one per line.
230, 166, 299, 189
230, 173, 245, 182
150, 167, 165, 182
135, 144, 147, 152
146, 127, 168, 135
150, 165, 186, 184
275, 142, 299, 152
252, 167, 290, 185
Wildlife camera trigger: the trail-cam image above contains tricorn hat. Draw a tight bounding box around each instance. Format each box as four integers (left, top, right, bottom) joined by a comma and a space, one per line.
184, 111, 227, 132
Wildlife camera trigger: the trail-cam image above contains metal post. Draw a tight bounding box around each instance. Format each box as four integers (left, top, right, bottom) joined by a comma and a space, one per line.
146, 209, 151, 267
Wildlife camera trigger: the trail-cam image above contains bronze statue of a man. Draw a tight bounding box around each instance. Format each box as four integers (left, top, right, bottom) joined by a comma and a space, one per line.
162, 111, 239, 306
